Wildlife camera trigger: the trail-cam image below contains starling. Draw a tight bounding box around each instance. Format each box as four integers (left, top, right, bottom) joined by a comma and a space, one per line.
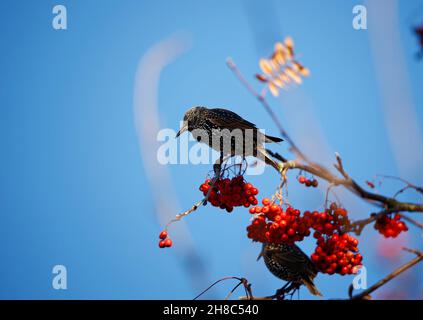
258, 242, 322, 296
176, 107, 283, 170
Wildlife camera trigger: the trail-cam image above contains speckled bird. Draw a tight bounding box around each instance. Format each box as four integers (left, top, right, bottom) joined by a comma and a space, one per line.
176, 106, 283, 170
258, 242, 322, 296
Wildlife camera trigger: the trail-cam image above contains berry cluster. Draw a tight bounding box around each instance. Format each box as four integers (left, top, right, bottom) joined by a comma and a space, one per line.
311, 233, 362, 275
199, 177, 259, 212
298, 175, 318, 188
247, 198, 311, 244
308, 203, 361, 275
158, 230, 173, 248
304, 204, 350, 236
247, 199, 362, 275
374, 213, 408, 238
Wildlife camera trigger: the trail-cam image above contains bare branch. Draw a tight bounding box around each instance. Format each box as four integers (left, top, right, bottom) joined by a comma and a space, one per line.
347, 211, 389, 236
282, 155, 423, 213
227, 58, 423, 215
194, 277, 253, 300
166, 155, 226, 229
377, 174, 423, 198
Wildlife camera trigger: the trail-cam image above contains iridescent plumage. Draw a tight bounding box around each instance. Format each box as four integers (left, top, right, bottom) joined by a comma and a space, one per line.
259, 243, 321, 296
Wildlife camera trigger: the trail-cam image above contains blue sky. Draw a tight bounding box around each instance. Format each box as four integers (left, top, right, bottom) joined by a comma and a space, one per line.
0, 0, 422, 299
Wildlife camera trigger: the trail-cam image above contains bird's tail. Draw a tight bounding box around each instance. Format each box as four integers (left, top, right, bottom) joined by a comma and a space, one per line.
302, 277, 322, 296
264, 134, 283, 143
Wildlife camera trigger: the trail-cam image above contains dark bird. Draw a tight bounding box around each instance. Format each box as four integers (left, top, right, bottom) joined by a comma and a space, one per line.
258, 242, 322, 297
176, 107, 283, 170
415, 24, 423, 59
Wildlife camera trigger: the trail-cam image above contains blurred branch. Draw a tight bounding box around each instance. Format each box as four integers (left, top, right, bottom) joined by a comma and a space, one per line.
349, 248, 423, 300
228, 59, 423, 214
133, 33, 212, 293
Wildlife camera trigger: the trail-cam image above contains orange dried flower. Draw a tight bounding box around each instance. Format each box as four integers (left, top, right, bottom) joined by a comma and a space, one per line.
256, 37, 310, 96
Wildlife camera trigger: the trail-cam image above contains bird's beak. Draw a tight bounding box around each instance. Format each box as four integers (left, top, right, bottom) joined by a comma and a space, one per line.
176, 123, 188, 138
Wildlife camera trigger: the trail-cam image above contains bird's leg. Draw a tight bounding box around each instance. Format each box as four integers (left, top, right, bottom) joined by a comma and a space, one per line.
286, 283, 301, 300
213, 151, 224, 178
240, 157, 248, 176
274, 282, 301, 300
274, 282, 291, 299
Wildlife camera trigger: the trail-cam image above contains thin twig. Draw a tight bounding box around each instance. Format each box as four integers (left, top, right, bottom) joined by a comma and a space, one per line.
165, 198, 204, 229
227, 59, 423, 214
165, 155, 229, 229
194, 277, 242, 300
279, 154, 423, 213
194, 277, 252, 300
377, 174, 423, 196
227, 58, 308, 161
225, 281, 244, 300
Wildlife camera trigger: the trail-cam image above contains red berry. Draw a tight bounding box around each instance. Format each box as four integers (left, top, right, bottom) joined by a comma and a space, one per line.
164, 238, 173, 247
366, 181, 375, 189
159, 230, 168, 240
298, 176, 306, 184
262, 198, 271, 206
312, 231, 362, 275
270, 204, 279, 212
159, 240, 166, 248
397, 222, 407, 231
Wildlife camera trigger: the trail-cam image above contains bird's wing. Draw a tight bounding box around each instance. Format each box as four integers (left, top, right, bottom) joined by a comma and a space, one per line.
267, 244, 317, 277
208, 108, 257, 130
